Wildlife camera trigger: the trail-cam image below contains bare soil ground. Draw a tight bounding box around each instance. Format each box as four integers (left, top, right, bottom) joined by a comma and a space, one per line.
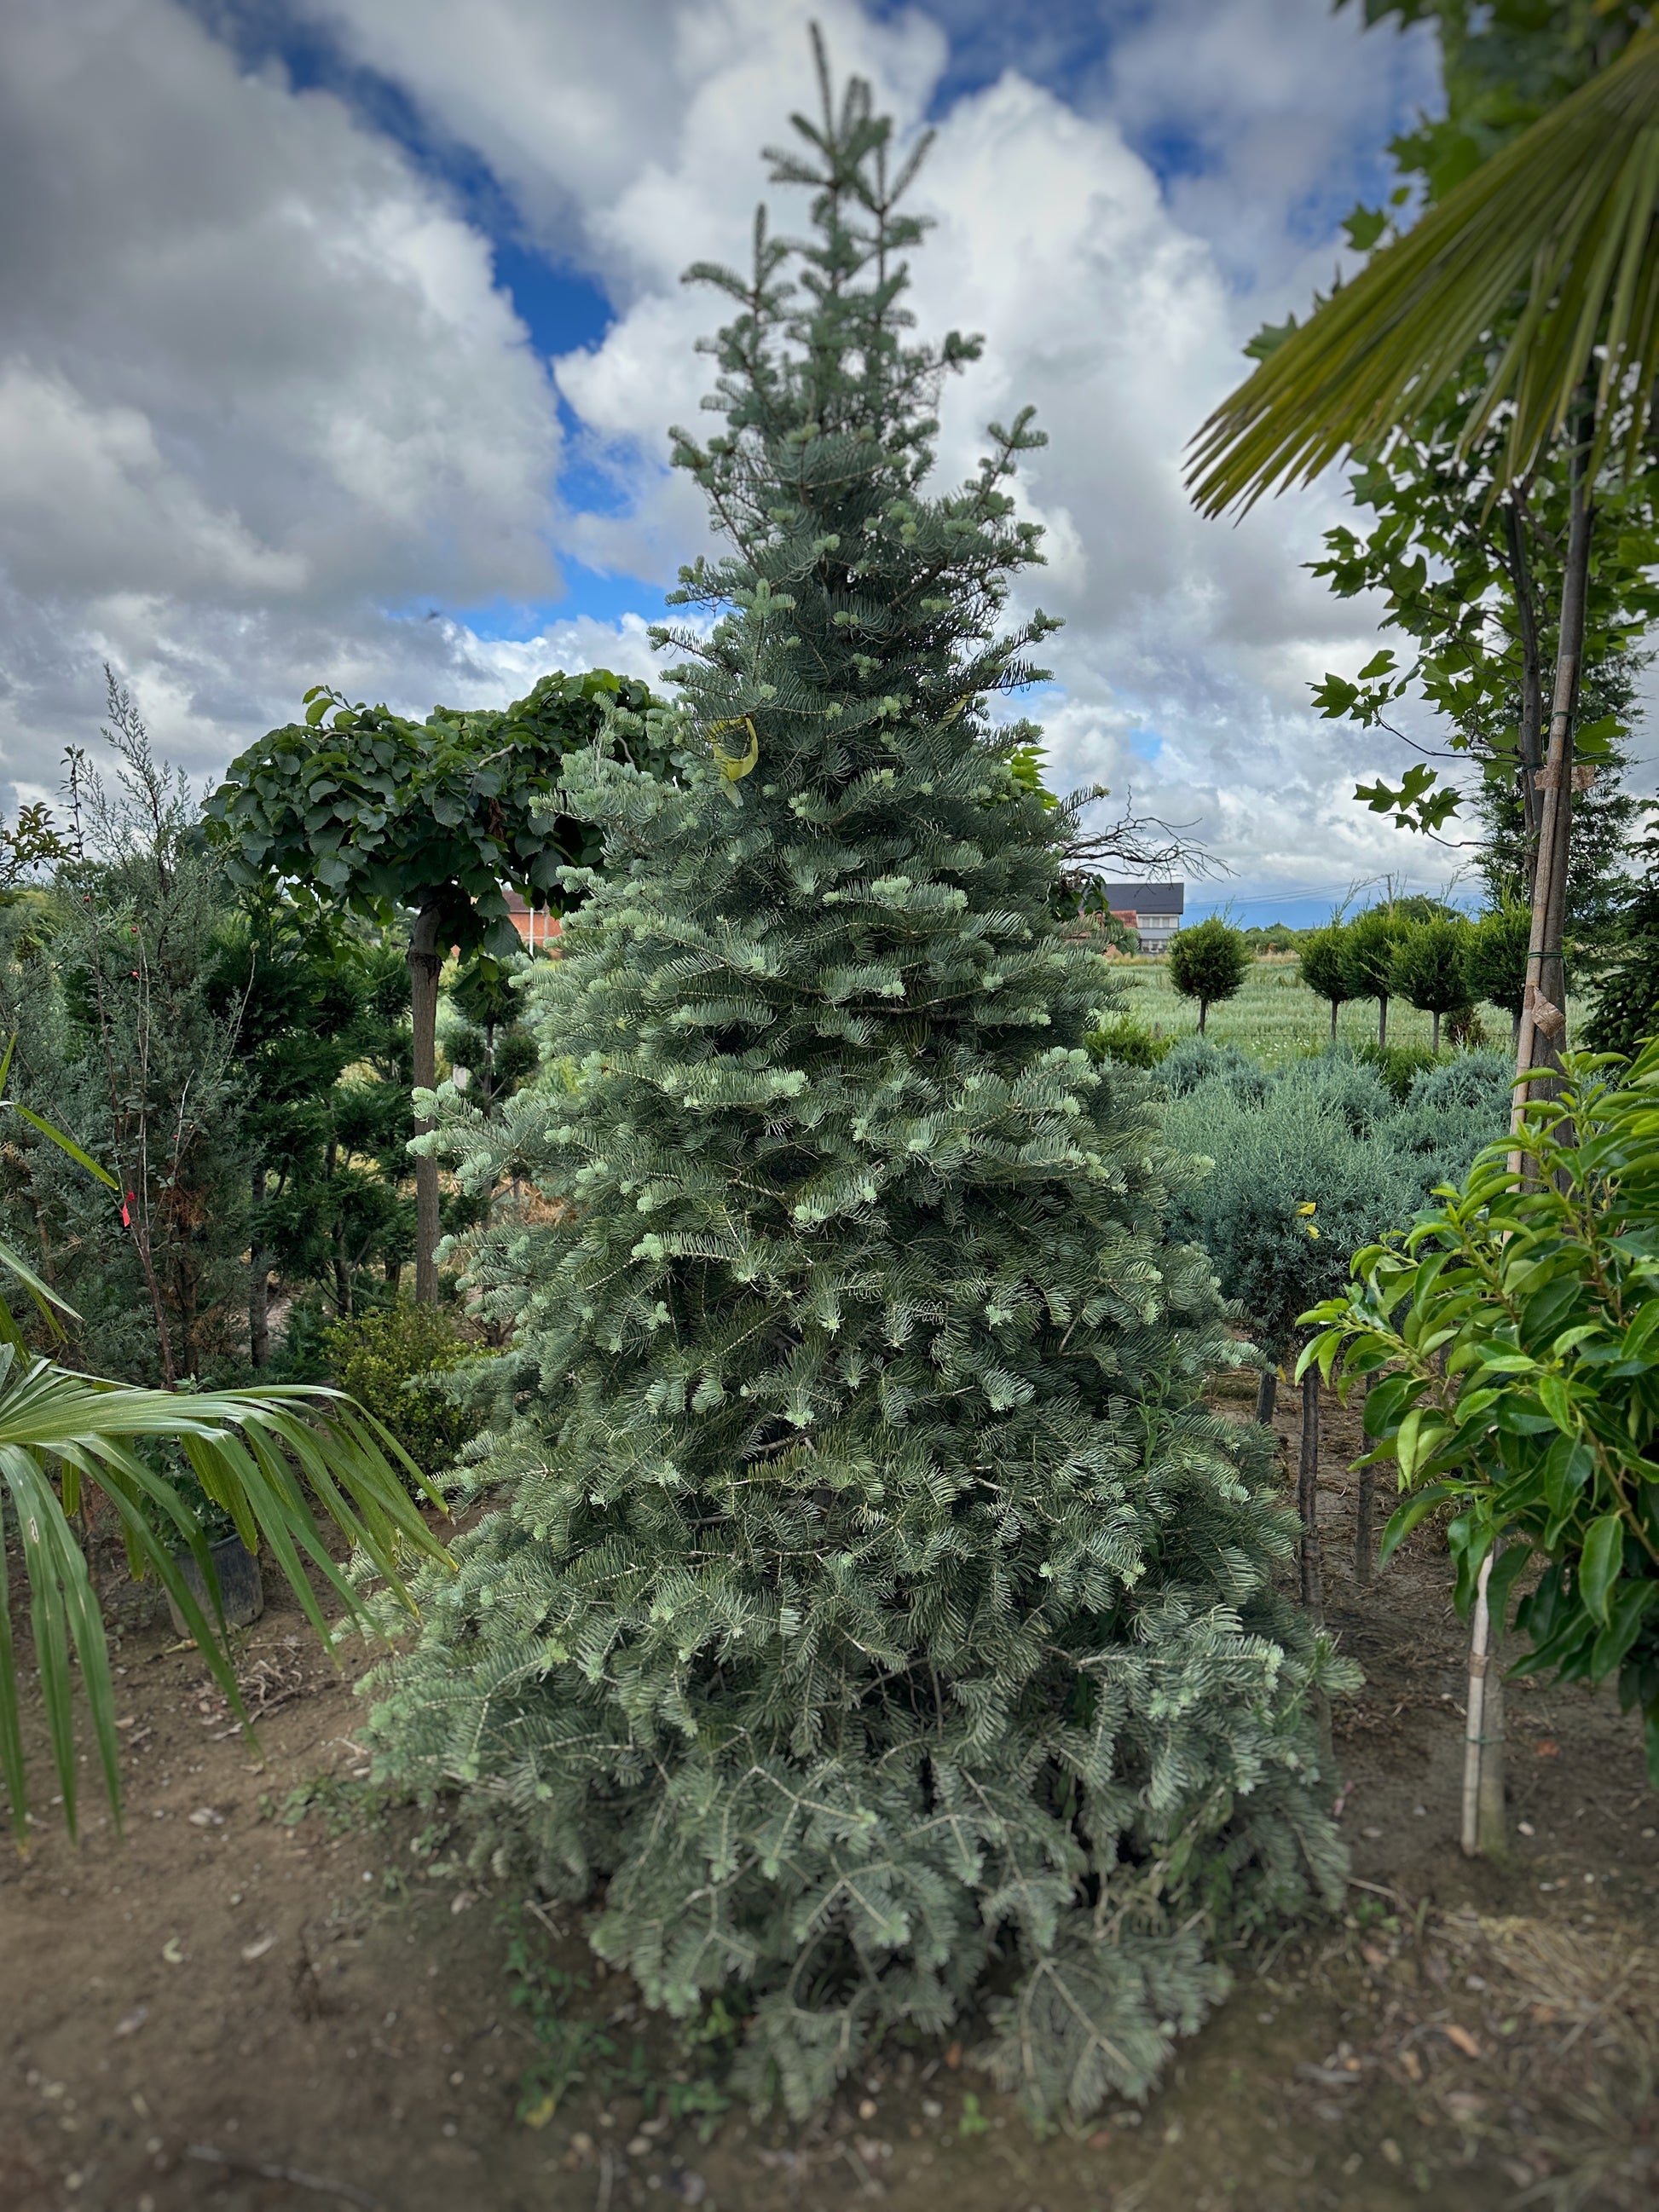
3, 1381, 1656, 2212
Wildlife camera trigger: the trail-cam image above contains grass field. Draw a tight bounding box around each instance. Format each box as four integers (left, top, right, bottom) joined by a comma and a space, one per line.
1102, 952, 1558, 1067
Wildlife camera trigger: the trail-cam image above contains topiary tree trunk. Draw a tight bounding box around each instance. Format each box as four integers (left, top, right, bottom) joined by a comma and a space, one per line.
367, 39, 1347, 2128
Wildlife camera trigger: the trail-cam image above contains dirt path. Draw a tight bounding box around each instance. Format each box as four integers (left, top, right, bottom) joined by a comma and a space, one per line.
3, 1384, 1656, 2212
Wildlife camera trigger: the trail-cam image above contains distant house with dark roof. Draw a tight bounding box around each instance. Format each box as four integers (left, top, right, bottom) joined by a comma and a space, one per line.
1099, 881, 1183, 954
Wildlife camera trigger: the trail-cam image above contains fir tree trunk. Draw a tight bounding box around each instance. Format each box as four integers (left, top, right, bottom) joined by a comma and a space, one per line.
1298, 1362, 1323, 1620
408, 894, 445, 1304
1378, 993, 1388, 1050
1256, 1367, 1277, 1425
1513, 423, 1593, 1129
1431, 1008, 1441, 1054
1198, 998, 1208, 1036
1329, 999, 1338, 1043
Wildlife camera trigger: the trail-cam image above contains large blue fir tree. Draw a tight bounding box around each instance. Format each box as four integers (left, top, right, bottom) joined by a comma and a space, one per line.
369, 44, 1346, 2122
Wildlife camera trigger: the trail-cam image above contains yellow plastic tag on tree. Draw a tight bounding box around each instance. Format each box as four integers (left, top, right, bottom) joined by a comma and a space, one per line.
709, 716, 760, 781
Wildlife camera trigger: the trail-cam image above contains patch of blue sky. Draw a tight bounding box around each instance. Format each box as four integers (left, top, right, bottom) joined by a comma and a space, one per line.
889, 0, 1436, 297
1186, 891, 1349, 928
1129, 726, 1164, 763
554, 415, 655, 525
401, 565, 673, 641
983, 679, 1064, 722
869, 0, 1113, 120
493, 240, 613, 362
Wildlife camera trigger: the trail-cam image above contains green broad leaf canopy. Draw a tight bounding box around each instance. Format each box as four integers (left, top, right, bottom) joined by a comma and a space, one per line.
204, 670, 670, 953
1301, 1039, 1659, 1782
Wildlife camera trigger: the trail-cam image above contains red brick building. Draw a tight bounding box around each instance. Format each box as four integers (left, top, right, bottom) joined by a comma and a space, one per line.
502, 892, 562, 954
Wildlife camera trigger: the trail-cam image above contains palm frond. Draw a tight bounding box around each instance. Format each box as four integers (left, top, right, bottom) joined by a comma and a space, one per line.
1188, 28, 1659, 515
0, 1356, 453, 1843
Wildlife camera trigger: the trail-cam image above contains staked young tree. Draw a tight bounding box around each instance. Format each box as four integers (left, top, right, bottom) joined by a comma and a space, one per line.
1299, 923, 1353, 1042
1188, 20, 1659, 1123
1166, 915, 1249, 1035
366, 44, 1346, 2126
1390, 915, 1471, 1053
206, 672, 668, 1303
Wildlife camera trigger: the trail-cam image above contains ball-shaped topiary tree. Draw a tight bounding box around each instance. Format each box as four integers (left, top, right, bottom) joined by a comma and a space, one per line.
1339, 904, 1406, 1048
1389, 915, 1471, 1053
1167, 915, 1250, 1034
1298, 922, 1352, 1042
367, 47, 1344, 2128
1462, 902, 1531, 1044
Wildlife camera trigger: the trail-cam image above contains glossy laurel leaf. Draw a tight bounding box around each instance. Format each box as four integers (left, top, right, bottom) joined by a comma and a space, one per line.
1299, 1037, 1659, 1782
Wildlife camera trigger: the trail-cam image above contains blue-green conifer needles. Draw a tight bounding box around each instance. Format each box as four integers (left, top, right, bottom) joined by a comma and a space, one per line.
367, 47, 1346, 2124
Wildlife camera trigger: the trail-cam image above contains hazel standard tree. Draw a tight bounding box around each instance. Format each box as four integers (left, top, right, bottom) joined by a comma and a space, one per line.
367, 46, 1345, 2125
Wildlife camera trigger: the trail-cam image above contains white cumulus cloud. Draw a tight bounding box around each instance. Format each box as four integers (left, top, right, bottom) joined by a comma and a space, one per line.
9, 0, 1627, 908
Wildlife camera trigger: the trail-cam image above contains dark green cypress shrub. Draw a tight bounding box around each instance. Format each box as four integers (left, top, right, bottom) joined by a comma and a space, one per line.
366, 49, 1345, 2125
1584, 806, 1659, 1058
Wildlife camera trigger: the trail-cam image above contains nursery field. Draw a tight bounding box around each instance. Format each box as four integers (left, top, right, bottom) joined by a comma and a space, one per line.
1109, 956, 1563, 1068
4, 1380, 1656, 2212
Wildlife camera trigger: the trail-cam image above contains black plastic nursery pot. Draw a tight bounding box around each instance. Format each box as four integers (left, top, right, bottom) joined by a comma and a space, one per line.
166, 1533, 265, 1638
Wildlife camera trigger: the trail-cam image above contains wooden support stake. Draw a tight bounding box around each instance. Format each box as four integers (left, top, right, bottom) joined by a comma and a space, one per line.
1298, 1363, 1323, 1622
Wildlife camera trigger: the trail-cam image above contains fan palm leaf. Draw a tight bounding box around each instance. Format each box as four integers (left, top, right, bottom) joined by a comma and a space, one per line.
0, 1038, 454, 1843
1188, 26, 1659, 515
0, 1356, 452, 1842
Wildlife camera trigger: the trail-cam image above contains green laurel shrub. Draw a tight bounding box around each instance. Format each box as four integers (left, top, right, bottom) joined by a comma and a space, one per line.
322, 1300, 481, 1481
1302, 1041, 1659, 1780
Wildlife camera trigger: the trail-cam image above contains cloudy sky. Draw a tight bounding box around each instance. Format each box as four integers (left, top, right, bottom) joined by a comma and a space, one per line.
5, 0, 1606, 921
